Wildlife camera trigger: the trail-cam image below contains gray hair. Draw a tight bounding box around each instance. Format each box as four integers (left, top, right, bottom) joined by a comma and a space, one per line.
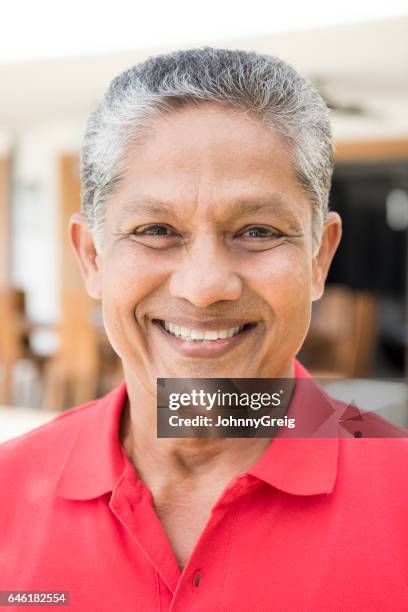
81, 47, 333, 251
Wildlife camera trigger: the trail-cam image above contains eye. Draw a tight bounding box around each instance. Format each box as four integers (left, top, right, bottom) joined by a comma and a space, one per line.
130, 224, 182, 249
237, 225, 284, 239
231, 225, 286, 252
134, 224, 174, 236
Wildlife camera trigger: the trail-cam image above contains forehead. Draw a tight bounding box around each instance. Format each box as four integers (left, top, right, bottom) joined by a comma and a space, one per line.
110, 102, 309, 220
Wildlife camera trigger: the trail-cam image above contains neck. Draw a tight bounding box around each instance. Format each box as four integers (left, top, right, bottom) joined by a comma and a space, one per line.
120, 360, 295, 487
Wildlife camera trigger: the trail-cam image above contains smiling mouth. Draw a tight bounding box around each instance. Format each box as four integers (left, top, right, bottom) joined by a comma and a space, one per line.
154, 320, 256, 342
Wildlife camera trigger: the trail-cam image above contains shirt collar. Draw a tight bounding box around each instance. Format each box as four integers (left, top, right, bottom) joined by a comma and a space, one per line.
246, 360, 339, 496
56, 360, 338, 500
55, 384, 128, 500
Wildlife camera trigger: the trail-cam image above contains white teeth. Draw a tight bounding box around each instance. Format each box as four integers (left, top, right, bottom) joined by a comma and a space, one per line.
205, 330, 218, 340
161, 321, 247, 341
173, 324, 182, 337
191, 329, 205, 340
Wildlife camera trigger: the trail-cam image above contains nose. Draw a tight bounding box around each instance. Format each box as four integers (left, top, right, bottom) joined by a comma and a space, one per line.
168, 233, 242, 308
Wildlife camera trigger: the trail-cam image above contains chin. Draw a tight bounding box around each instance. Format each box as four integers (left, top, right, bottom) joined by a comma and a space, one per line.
153, 358, 255, 380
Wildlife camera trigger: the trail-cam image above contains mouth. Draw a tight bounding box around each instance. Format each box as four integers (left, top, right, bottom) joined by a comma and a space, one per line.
151, 318, 258, 358
158, 320, 254, 341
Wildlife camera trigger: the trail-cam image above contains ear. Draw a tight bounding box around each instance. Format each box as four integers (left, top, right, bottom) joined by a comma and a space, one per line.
311, 211, 342, 301
69, 212, 102, 299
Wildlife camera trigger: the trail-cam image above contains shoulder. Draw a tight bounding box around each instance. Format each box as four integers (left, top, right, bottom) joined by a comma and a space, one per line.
337, 427, 408, 467
331, 398, 408, 496
0, 396, 107, 485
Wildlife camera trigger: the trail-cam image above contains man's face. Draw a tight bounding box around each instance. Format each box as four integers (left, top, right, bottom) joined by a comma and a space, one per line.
72, 103, 341, 388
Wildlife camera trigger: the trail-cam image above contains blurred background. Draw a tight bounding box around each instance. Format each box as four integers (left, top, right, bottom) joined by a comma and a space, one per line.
1, 1, 408, 439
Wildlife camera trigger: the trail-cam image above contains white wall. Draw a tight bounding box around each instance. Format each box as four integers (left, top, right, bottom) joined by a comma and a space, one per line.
7, 118, 85, 327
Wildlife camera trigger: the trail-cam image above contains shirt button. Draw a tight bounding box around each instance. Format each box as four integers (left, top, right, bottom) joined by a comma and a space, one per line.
193, 572, 201, 588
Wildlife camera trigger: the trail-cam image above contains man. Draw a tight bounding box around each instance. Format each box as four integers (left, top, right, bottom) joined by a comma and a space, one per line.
1, 48, 407, 611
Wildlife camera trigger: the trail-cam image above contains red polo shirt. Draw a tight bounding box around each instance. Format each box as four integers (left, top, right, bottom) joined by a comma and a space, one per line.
1, 361, 408, 611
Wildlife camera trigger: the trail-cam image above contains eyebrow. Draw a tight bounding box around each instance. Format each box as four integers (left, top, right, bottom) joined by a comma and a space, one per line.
122, 198, 174, 216
121, 195, 304, 232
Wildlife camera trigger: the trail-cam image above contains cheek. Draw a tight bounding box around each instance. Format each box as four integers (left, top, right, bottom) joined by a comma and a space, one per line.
247, 249, 313, 322
102, 243, 169, 307
99, 244, 171, 354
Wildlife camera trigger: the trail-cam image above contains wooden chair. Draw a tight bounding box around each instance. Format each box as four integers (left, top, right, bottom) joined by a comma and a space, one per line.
0, 288, 26, 405
300, 285, 378, 378
43, 292, 100, 410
